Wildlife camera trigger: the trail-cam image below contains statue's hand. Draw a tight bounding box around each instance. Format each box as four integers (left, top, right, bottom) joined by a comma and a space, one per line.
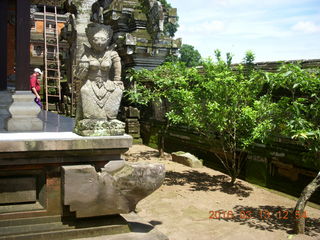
114, 81, 124, 90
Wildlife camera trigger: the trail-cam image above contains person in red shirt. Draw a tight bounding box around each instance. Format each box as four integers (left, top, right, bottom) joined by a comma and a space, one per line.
30, 68, 43, 108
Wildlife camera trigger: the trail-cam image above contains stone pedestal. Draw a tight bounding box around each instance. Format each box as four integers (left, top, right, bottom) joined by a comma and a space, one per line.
75, 119, 125, 136
0, 91, 12, 131
5, 91, 43, 131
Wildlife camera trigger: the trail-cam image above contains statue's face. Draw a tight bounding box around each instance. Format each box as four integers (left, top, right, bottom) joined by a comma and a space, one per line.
91, 31, 109, 52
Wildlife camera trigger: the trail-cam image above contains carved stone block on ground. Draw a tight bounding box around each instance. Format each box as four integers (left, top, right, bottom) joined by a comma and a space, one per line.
62, 162, 165, 218
171, 151, 203, 168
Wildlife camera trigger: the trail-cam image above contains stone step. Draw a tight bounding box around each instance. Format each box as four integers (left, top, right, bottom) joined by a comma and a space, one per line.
0, 225, 128, 240
0, 215, 62, 227
0, 215, 130, 240
0, 221, 70, 236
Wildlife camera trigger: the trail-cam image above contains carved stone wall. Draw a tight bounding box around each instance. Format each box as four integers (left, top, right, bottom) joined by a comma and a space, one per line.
102, 0, 181, 70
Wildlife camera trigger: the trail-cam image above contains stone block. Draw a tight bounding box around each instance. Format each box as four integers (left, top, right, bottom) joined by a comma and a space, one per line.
125, 107, 140, 118
62, 162, 165, 218
0, 177, 36, 204
0, 134, 133, 154
171, 151, 203, 168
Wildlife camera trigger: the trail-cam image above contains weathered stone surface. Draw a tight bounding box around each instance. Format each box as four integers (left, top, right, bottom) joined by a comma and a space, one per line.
74, 119, 125, 136
102, 0, 181, 70
0, 177, 36, 204
104, 159, 125, 174
171, 151, 203, 168
125, 106, 140, 118
62, 162, 165, 218
5, 91, 43, 131
0, 134, 132, 154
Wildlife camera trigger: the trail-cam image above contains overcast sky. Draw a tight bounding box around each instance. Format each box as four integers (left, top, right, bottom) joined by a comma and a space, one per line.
169, 0, 320, 63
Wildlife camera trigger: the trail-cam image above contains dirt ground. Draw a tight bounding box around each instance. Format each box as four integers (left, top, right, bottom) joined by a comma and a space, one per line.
124, 144, 320, 240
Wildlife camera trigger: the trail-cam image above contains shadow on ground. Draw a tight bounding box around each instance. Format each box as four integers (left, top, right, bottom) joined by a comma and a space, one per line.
165, 170, 253, 198
128, 221, 154, 233
215, 205, 320, 236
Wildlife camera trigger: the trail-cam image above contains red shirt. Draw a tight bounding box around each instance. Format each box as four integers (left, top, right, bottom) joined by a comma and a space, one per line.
30, 74, 40, 93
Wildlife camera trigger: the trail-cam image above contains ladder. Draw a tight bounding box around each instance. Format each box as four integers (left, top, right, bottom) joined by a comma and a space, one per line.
43, 4, 61, 112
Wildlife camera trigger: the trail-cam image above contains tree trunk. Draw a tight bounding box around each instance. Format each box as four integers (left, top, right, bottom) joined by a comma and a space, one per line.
230, 175, 236, 185
157, 122, 168, 158
158, 134, 165, 158
293, 171, 320, 234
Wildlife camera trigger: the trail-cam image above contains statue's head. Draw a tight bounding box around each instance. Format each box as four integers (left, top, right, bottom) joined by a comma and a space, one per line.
86, 23, 113, 52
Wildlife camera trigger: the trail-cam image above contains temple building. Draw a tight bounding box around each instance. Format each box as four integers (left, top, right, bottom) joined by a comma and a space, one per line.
0, 0, 181, 132
0, 1, 173, 239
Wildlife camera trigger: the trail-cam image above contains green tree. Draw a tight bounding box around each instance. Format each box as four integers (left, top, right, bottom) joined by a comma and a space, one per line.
164, 58, 274, 184
179, 44, 202, 67
242, 50, 255, 78
125, 62, 190, 157
243, 50, 255, 65
267, 64, 320, 234
126, 54, 275, 184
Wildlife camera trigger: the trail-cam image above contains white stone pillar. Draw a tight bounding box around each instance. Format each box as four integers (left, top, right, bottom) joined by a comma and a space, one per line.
5, 91, 43, 131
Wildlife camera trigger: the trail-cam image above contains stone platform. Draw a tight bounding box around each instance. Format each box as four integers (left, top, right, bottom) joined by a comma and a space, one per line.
0, 111, 167, 240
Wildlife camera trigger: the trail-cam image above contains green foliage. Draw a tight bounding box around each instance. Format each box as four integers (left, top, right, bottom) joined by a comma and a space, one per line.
126, 54, 274, 183
214, 49, 233, 67
158, 0, 172, 8
214, 49, 222, 62
242, 50, 256, 78
226, 52, 233, 67
267, 64, 320, 168
243, 50, 255, 65
179, 44, 202, 67
164, 20, 179, 37
126, 54, 320, 181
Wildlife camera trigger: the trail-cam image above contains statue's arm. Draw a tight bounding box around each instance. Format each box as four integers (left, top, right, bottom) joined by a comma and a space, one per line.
76, 49, 90, 81
111, 51, 122, 82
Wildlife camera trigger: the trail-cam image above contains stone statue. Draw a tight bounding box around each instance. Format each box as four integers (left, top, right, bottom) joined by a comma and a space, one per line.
91, 0, 113, 23
74, 23, 125, 136
144, 0, 165, 41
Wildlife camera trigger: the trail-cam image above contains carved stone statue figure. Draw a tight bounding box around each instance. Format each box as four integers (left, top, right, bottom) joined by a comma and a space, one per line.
144, 0, 164, 41
91, 0, 113, 23
74, 23, 125, 136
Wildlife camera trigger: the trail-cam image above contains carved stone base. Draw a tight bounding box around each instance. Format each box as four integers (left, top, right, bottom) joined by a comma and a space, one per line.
62, 162, 165, 218
74, 119, 125, 136
5, 91, 43, 132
